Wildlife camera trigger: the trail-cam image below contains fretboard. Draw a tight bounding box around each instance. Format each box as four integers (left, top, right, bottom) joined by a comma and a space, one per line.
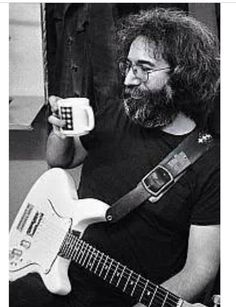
59, 232, 183, 307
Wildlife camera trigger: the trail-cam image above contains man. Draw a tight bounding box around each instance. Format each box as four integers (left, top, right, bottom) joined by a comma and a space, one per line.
10, 8, 220, 307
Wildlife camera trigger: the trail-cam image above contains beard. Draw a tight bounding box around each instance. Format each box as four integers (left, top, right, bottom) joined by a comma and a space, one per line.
123, 83, 178, 128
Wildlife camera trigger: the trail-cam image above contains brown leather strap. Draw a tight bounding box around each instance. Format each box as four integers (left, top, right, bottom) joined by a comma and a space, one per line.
106, 130, 215, 223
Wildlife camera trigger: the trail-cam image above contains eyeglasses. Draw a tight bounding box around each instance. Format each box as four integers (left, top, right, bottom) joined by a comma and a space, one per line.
118, 59, 170, 83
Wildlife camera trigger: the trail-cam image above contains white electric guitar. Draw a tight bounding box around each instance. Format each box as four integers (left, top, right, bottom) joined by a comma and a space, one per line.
9, 168, 216, 307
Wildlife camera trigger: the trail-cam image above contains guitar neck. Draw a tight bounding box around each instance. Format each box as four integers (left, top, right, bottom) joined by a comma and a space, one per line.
59, 232, 183, 307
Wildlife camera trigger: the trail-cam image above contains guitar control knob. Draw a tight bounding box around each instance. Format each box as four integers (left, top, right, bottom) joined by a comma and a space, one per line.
212, 294, 220, 307
20, 240, 31, 249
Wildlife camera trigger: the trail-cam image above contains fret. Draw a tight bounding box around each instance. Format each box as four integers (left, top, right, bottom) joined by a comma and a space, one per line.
138, 280, 160, 307
63, 234, 72, 256
70, 235, 78, 258
148, 285, 158, 307
85, 247, 95, 269
72, 236, 79, 258
64, 233, 76, 259
71, 240, 80, 261
98, 254, 109, 277
104, 259, 113, 280
109, 263, 126, 288
94, 252, 104, 275
67, 234, 75, 257
89, 248, 98, 271
116, 265, 126, 287
59, 234, 68, 256
122, 271, 140, 297
77, 241, 87, 265
165, 292, 181, 307
100, 257, 114, 281
152, 287, 180, 307
160, 292, 168, 307
75, 241, 84, 262
130, 274, 140, 297
123, 269, 133, 292
109, 262, 120, 284
139, 279, 149, 303
101, 256, 112, 280
176, 298, 184, 307
104, 258, 120, 286
61, 236, 182, 307
81, 244, 91, 267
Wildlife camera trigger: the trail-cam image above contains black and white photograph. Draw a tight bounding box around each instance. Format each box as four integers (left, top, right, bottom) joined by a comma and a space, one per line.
6, 2, 229, 307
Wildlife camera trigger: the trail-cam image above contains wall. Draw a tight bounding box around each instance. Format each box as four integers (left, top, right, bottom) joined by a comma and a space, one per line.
9, 109, 48, 227
9, 3, 45, 97
9, 107, 81, 227
9, 3, 48, 226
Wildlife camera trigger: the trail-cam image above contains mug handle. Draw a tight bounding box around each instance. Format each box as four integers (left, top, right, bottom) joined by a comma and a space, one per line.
84, 106, 95, 130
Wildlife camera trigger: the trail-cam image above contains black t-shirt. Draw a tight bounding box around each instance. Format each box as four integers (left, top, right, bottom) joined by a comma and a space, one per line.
72, 99, 220, 306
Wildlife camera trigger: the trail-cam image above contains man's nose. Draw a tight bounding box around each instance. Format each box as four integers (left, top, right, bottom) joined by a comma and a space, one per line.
124, 68, 141, 87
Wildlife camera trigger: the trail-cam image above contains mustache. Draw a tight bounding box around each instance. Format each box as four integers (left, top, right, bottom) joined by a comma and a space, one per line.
123, 84, 177, 128
123, 86, 149, 100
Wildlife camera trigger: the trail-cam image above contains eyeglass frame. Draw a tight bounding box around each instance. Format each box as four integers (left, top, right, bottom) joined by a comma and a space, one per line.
118, 59, 171, 83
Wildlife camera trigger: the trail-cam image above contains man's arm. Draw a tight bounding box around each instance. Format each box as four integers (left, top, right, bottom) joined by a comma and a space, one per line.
46, 95, 88, 169
134, 224, 220, 307
162, 224, 220, 302
46, 132, 87, 168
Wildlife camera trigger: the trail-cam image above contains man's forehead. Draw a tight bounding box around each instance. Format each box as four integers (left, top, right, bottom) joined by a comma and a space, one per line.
127, 35, 163, 64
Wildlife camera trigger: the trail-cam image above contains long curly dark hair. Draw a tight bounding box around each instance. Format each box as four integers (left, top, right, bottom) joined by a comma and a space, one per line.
117, 8, 220, 129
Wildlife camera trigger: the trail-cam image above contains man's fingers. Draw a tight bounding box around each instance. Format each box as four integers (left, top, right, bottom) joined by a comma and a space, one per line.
49, 95, 61, 104
183, 302, 206, 307
48, 115, 66, 128
48, 95, 61, 113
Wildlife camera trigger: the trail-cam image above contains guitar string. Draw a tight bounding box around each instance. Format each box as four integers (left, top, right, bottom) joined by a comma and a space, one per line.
22, 211, 180, 307
63, 233, 179, 307
25, 223, 179, 307
61, 232, 180, 307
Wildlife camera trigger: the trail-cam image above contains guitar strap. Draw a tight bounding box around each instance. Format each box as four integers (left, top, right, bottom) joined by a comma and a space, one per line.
106, 129, 216, 223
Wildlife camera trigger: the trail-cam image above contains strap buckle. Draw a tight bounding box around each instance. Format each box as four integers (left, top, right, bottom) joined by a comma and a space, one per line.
141, 165, 174, 197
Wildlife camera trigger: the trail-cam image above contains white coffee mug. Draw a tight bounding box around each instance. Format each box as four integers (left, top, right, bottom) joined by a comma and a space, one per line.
58, 97, 95, 136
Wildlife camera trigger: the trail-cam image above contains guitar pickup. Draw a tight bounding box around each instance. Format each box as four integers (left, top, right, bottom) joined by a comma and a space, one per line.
26, 211, 44, 237
16, 203, 33, 232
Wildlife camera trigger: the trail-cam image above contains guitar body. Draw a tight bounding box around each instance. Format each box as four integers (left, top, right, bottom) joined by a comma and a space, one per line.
9, 168, 109, 295
9, 168, 218, 307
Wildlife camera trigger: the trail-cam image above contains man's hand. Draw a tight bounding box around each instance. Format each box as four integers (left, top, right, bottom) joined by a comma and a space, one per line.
48, 95, 67, 139
46, 95, 88, 168
133, 302, 206, 307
